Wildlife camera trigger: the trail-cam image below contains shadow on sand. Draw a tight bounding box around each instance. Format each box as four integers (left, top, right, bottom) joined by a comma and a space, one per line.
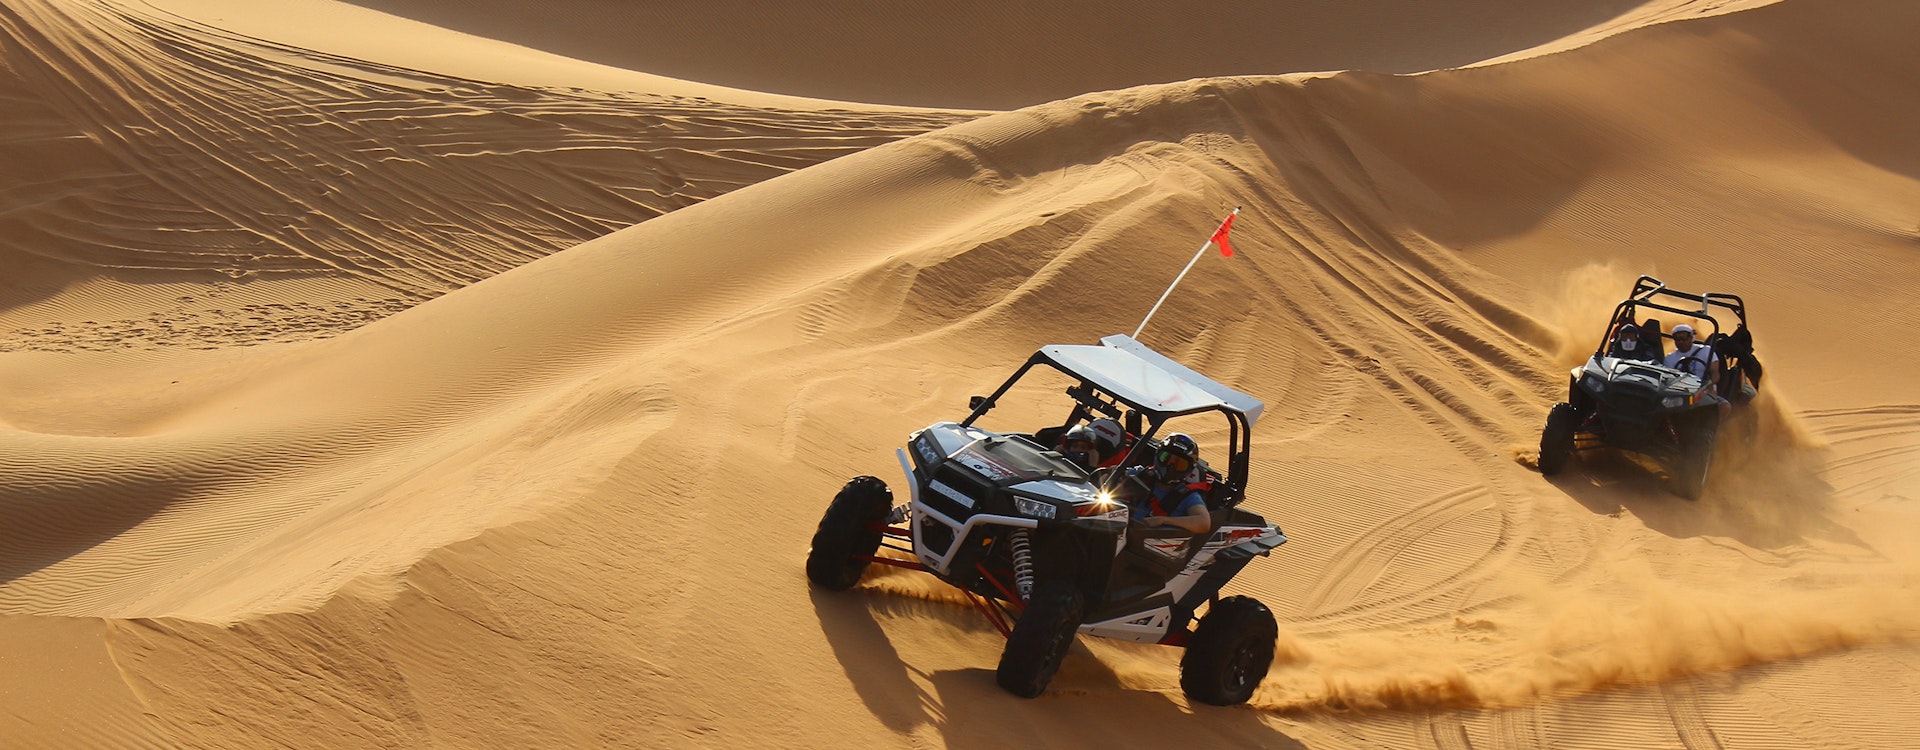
0, 471, 208, 587
811, 581, 1304, 748
1548, 416, 1869, 552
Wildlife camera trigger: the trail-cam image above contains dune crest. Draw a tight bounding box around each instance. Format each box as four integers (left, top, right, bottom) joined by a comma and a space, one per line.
5, 0, 1920, 746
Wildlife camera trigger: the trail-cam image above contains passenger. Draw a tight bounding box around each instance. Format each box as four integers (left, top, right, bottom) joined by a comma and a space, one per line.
1124, 434, 1212, 534
1084, 417, 1132, 469
1711, 324, 1764, 400
1639, 317, 1668, 361
1609, 323, 1660, 363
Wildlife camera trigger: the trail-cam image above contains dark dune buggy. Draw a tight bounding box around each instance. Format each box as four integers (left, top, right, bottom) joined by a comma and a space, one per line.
806, 334, 1288, 705
1538, 275, 1763, 498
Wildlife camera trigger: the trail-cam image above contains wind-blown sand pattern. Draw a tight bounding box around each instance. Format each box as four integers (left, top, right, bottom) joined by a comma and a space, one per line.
3, 0, 1918, 747
0, 0, 972, 352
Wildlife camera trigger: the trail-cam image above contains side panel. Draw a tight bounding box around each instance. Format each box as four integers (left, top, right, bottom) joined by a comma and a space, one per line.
1080, 606, 1173, 642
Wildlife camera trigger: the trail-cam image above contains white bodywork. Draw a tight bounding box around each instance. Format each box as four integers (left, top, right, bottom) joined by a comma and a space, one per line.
893, 334, 1286, 645
1038, 335, 1266, 427
1078, 522, 1288, 642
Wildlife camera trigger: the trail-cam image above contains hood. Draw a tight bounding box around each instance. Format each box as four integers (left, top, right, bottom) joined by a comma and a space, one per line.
1586, 356, 1704, 395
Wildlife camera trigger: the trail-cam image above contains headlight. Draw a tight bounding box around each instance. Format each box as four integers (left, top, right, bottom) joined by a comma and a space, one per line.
913, 433, 942, 466
1075, 493, 1123, 517
1662, 396, 1688, 408
1582, 374, 1606, 393
1013, 496, 1058, 520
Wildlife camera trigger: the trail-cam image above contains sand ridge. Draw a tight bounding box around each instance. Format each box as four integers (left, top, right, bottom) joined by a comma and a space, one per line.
334, 0, 1776, 110
3, 0, 1919, 747
0, 0, 974, 353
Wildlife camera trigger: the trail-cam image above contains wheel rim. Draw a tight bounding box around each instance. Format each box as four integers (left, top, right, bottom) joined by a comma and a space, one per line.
1044, 623, 1075, 672
1224, 636, 1267, 691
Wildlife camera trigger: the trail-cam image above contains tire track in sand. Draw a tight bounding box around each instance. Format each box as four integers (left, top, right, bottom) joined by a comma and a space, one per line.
1801, 405, 1920, 499
0, 0, 974, 351
1295, 486, 1510, 628
1661, 680, 1727, 750
1426, 714, 1475, 750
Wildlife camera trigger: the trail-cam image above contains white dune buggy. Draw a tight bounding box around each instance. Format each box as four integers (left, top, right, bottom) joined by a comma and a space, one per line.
807, 334, 1287, 704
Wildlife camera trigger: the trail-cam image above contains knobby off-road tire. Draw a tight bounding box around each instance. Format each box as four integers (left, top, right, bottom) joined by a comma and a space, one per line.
1180, 596, 1278, 706
1539, 402, 1580, 476
1672, 411, 1720, 500
996, 534, 1089, 699
995, 575, 1085, 699
805, 476, 893, 590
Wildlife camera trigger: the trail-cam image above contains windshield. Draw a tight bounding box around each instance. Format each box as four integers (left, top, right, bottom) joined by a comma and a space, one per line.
971, 365, 1085, 438
960, 435, 1088, 483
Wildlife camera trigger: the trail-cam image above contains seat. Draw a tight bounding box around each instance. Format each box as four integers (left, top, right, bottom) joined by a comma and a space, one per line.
1641, 318, 1668, 360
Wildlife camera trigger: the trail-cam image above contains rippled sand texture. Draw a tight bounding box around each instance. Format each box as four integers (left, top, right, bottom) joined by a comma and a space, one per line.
3, 0, 1918, 747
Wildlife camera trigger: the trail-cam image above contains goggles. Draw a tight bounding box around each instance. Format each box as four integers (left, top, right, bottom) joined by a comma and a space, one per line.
1156, 450, 1193, 472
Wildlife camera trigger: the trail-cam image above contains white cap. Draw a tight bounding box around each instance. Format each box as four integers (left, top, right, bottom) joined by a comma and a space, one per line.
1672, 324, 1694, 335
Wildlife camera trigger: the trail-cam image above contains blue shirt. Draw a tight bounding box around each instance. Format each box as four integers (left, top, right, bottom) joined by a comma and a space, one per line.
1127, 469, 1206, 520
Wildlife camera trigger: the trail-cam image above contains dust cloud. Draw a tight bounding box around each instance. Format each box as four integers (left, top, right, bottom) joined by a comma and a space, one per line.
1250, 572, 1920, 713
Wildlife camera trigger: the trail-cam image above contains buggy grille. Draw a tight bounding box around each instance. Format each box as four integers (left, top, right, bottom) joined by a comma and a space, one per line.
1602, 385, 1661, 424
931, 464, 995, 510
919, 519, 954, 556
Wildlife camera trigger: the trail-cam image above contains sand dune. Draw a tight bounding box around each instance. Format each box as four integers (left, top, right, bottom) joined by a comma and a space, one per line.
4, 0, 1919, 747
0, 0, 972, 353
335, 0, 1772, 109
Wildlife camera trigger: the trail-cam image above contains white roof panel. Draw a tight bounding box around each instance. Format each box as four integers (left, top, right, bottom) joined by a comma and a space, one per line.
1036, 335, 1265, 427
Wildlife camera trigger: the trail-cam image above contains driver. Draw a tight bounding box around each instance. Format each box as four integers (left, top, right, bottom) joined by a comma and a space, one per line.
1123, 434, 1212, 534
1666, 323, 1732, 417
1664, 324, 1722, 381
1056, 424, 1103, 472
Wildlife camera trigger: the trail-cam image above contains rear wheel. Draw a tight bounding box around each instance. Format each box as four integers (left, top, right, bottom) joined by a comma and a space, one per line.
1180, 596, 1278, 706
1539, 402, 1580, 476
1671, 411, 1719, 500
1732, 400, 1761, 446
805, 476, 893, 590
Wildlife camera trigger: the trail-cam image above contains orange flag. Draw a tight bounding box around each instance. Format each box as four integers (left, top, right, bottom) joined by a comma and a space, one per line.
1210, 212, 1236, 257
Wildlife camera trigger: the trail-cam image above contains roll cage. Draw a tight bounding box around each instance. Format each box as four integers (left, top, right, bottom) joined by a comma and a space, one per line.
958, 335, 1259, 498
1594, 275, 1750, 359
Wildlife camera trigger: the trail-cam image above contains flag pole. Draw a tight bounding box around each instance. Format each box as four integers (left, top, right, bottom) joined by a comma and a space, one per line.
1132, 207, 1240, 339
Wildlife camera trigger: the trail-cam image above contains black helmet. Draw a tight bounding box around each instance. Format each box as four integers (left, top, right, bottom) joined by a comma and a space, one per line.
1155, 433, 1199, 475
1060, 424, 1100, 470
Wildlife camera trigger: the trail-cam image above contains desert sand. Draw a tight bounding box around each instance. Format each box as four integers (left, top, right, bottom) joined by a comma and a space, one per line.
3, 0, 1917, 747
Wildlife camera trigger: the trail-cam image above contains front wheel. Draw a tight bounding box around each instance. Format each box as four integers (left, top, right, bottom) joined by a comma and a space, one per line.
1539, 402, 1580, 476
995, 578, 1084, 698
995, 534, 1091, 698
805, 476, 893, 590
1180, 596, 1278, 706
1671, 411, 1719, 500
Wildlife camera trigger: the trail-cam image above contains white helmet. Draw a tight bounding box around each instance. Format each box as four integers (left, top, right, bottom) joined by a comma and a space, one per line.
1085, 418, 1126, 456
